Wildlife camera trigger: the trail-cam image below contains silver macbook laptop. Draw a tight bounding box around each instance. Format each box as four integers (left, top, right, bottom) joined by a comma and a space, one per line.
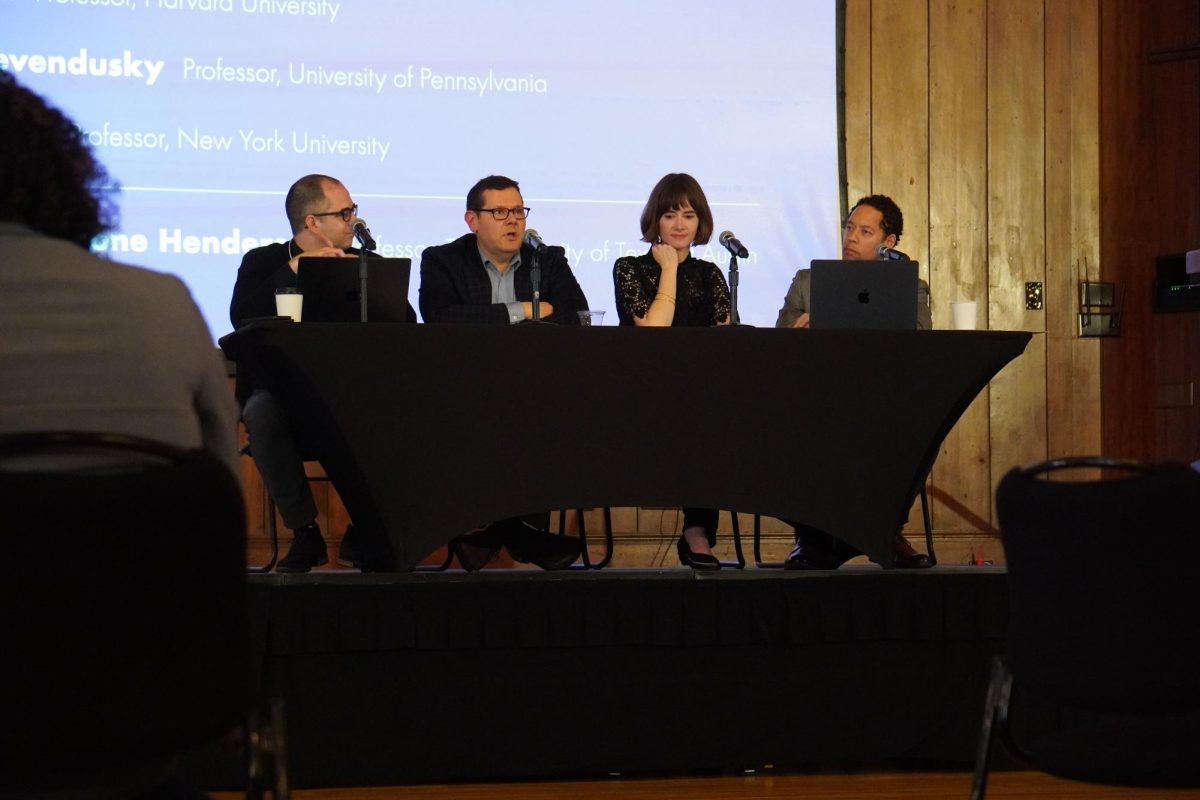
809, 259, 919, 330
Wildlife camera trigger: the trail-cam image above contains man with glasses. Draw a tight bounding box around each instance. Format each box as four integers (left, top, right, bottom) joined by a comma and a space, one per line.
230, 173, 415, 572
419, 174, 589, 325
418, 175, 589, 570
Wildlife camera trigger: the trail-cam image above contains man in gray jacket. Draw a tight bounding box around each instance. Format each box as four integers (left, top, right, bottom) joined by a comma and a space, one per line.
775, 194, 932, 330
774, 194, 932, 569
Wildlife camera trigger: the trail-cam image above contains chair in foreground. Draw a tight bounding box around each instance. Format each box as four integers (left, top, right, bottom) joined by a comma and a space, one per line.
972, 456, 1200, 798
0, 431, 288, 799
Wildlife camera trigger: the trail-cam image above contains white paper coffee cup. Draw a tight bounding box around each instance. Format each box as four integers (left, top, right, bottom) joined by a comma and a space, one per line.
951, 300, 977, 331
275, 288, 303, 322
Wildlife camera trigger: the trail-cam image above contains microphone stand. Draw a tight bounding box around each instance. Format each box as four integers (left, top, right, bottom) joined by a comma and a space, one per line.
530, 250, 542, 322
728, 254, 741, 325
357, 246, 369, 323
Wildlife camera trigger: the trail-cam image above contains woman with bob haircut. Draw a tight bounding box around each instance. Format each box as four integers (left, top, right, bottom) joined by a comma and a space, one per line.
612, 172, 731, 570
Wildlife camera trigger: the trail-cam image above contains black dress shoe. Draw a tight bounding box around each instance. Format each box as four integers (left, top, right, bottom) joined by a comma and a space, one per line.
677, 535, 721, 570
276, 524, 328, 573
450, 530, 501, 572
336, 524, 361, 568
504, 521, 581, 571
783, 539, 834, 570
892, 535, 932, 569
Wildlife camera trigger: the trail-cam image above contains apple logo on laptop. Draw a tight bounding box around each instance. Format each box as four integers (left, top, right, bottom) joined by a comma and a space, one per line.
857, 289, 871, 304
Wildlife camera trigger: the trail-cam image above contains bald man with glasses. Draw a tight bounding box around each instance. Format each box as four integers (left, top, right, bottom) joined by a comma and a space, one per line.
230, 173, 415, 572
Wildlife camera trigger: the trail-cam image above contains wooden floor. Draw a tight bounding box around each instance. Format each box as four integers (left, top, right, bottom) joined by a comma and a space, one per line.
211, 771, 1200, 799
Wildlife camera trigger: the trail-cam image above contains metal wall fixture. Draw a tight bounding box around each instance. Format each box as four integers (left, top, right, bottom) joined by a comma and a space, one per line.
1079, 279, 1121, 337
1074, 256, 1121, 337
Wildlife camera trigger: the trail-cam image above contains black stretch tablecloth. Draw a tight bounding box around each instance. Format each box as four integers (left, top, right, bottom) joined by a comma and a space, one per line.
221, 323, 1030, 570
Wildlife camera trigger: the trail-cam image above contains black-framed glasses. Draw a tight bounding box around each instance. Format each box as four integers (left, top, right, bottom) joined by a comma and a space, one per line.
473, 206, 530, 221
311, 204, 358, 222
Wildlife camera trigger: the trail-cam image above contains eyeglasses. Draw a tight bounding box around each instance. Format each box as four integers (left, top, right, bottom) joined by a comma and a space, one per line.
473, 206, 530, 221
311, 204, 358, 222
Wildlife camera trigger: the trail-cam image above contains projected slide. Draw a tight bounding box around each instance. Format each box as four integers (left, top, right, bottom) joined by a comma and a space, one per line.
2, 0, 839, 335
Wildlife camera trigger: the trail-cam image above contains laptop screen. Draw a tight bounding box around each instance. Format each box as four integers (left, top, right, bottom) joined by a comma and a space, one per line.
296, 257, 413, 323
809, 260, 919, 330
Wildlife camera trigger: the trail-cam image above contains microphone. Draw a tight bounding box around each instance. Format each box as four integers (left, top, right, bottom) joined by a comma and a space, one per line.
875, 243, 910, 261
352, 218, 377, 251
523, 229, 549, 252
719, 230, 749, 259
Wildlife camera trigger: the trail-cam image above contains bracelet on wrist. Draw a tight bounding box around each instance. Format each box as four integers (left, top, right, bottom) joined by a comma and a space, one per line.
655, 293, 676, 303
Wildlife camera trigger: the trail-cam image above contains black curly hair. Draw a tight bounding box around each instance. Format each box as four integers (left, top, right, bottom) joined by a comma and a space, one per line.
850, 194, 903, 245
0, 72, 119, 247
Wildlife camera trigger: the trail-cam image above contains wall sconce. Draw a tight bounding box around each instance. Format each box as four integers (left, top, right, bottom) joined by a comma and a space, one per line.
1079, 280, 1121, 337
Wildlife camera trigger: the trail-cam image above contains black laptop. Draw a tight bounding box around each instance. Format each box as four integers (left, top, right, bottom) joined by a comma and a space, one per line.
809, 259, 919, 330
296, 257, 412, 322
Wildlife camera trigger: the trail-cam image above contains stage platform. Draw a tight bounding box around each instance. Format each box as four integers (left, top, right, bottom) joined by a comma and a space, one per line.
187, 565, 1011, 788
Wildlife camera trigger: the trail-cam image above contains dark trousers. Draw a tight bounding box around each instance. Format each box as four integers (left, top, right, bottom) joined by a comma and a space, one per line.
242, 389, 319, 530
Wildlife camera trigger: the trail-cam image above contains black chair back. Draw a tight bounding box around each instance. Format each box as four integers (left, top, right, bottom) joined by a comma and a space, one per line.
0, 432, 252, 780
995, 458, 1200, 714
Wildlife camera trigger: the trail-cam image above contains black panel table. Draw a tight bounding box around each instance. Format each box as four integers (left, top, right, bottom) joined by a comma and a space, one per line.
221, 323, 1030, 570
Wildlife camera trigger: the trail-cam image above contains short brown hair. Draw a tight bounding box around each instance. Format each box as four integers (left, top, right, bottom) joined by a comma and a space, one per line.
467, 175, 521, 211
285, 174, 341, 234
638, 173, 713, 245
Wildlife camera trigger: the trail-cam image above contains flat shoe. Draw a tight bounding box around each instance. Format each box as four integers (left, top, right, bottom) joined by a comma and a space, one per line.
677, 535, 721, 571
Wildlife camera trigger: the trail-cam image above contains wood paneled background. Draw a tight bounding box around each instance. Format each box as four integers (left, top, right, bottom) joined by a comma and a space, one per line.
1099, 0, 1200, 463
844, 0, 1102, 557
244, 0, 1200, 568
832, 0, 1196, 560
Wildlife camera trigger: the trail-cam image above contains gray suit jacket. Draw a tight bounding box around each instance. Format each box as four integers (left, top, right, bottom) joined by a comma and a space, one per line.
0, 221, 239, 475
774, 267, 933, 330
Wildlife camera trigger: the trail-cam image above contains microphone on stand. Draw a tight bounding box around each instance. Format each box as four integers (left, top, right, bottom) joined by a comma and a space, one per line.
523, 229, 549, 253
718, 231, 748, 325
524, 230, 545, 321
352, 218, 377, 251
719, 230, 750, 259
875, 243, 910, 261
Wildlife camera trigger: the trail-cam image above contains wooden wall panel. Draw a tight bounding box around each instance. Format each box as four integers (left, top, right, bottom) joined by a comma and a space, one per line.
1098, 0, 1153, 461
1100, 0, 1200, 464
986, 0, 1049, 478
844, 0, 874, 206
870, 0, 931, 273
843, 0, 1103, 543
1045, 0, 1102, 459
929, 0, 991, 532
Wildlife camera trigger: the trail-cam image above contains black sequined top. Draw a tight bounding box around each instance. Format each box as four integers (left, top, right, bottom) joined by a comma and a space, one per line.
612, 251, 731, 327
